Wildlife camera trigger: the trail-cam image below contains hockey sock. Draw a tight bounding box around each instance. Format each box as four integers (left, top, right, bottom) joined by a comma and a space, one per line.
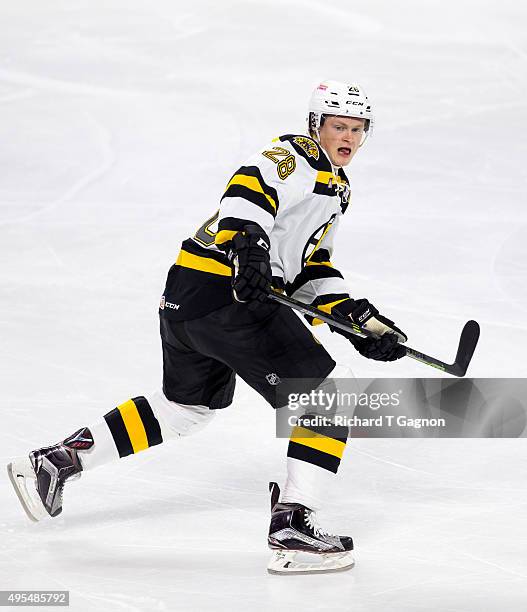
79, 396, 163, 470
282, 419, 348, 511
77, 392, 215, 471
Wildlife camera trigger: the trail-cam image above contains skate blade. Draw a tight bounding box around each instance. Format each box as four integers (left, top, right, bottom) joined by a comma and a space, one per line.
7, 460, 48, 522
267, 549, 355, 575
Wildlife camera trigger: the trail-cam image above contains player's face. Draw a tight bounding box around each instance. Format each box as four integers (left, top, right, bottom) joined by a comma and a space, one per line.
319, 116, 366, 167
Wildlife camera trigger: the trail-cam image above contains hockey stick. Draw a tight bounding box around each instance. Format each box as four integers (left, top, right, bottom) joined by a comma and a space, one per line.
268, 291, 480, 377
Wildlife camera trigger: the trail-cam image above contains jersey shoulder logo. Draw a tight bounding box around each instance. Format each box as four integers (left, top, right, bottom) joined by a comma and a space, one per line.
292, 136, 319, 160
278, 134, 331, 171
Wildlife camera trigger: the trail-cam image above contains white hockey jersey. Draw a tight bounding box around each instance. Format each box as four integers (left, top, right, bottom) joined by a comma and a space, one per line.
162, 134, 353, 322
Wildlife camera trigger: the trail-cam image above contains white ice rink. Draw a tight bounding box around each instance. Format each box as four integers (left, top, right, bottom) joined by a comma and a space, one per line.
1, 1, 527, 610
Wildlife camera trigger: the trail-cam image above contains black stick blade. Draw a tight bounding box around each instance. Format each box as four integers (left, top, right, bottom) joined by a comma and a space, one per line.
449, 320, 480, 377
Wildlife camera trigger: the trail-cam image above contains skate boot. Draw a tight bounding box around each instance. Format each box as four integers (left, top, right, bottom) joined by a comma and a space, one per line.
7, 427, 93, 521
267, 482, 354, 574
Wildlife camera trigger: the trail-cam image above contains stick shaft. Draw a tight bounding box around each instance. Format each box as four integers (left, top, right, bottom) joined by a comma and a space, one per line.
268, 292, 460, 375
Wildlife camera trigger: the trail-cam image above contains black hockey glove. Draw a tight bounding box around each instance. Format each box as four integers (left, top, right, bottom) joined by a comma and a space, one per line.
331, 299, 407, 362
227, 225, 272, 305
353, 332, 405, 362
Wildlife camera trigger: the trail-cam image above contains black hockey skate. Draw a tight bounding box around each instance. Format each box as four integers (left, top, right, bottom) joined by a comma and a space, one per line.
7, 427, 93, 521
267, 482, 354, 574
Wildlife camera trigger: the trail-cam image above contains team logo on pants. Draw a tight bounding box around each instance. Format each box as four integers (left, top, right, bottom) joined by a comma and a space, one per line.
266, 373, 281, 386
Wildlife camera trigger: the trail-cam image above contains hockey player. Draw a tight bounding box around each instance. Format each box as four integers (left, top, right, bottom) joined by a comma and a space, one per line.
7, 81, 406, 574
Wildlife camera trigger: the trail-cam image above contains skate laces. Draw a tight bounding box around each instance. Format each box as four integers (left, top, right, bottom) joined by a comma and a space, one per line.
304, 509, 334, 538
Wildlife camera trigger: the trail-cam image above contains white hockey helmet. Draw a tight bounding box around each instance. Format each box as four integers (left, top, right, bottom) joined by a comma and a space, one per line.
308, 80, 374, 142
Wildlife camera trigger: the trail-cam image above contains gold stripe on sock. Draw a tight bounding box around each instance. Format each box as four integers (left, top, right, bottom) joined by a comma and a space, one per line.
117, 399, 149, 453
290, 425, 346, 459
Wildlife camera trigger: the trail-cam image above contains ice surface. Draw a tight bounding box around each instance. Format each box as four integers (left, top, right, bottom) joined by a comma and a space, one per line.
1, 1, 526, 610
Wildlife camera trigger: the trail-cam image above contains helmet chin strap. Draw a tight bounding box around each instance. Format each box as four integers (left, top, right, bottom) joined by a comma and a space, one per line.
309, 113, 321, 143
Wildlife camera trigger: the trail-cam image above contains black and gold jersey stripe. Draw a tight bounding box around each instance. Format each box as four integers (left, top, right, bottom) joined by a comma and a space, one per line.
176, 250, 231, 277
215, 216, 268, 249
222, 165, 279, 219
306, 292, 351, 326
179, 238, 232, 276
285, 264, 344, 297
307, 248, 332, 265
306, 249, 333, 268
161, 238, 234, 321
313, 169, 350, 214
104, 396, 163, 458
311, 292, 351, 311
313, 170, 345, 195
288, 424, 348, 474
176, 243, 232, 278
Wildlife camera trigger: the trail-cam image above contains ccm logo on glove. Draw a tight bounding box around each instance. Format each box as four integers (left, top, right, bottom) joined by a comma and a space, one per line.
331, 298, 407, 362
